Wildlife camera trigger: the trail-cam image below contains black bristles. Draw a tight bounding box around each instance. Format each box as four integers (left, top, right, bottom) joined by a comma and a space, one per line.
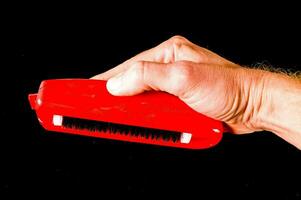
61, 116, 181, 143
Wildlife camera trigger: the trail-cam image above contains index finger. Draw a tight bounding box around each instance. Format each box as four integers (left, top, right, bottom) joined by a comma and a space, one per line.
91, 42, 167, 80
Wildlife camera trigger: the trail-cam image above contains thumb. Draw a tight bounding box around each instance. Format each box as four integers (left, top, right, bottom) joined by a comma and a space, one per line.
106, 61, 192, 96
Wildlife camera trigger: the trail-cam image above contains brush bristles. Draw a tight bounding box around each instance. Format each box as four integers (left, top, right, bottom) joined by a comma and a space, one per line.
61, 116, 181, 143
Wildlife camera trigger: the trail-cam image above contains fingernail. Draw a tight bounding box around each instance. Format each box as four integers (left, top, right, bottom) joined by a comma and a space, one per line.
107, 76, 122, 94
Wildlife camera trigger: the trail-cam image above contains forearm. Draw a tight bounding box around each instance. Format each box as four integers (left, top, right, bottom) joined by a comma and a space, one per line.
258, 72, 301, 149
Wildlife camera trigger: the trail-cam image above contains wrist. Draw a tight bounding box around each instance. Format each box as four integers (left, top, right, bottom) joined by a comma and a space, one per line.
256, 71, 301, 148
240, 67, 269, 132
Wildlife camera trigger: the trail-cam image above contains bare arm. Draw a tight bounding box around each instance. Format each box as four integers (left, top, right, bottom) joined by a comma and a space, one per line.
259, 72, 301, 149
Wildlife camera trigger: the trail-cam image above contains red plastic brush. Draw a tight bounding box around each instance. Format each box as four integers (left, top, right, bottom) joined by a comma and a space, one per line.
28, 79, 223, 149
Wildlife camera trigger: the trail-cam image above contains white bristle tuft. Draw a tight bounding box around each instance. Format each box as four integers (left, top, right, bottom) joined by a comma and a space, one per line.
53, 115, 63, 126
180, 132, 192, 144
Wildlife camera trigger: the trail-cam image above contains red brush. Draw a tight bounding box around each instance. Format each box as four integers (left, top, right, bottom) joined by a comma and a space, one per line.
28, 79, 223, 149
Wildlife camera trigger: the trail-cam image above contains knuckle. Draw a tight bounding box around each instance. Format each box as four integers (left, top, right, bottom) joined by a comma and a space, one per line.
169, 35, 187, 44
167, 35, 188, 49
165, 36, 189, 61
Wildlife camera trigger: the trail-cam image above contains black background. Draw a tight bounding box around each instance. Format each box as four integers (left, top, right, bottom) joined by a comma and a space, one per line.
2, 4, 301, 199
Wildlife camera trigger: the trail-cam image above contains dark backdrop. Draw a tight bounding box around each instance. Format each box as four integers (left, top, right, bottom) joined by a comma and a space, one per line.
2, 6, 301, 199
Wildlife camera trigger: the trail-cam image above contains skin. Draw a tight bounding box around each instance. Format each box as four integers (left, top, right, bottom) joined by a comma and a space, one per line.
92, 36, 301, 150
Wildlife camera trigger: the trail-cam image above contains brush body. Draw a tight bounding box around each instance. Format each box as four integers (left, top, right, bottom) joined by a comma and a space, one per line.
29, 79, 223, 149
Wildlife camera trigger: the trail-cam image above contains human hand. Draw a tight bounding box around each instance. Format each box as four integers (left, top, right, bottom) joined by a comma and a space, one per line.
92, 36, 265, 134
92, 36, 301, 149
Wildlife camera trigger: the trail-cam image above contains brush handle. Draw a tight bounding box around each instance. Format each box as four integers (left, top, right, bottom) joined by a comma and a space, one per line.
29, 79, 223, 149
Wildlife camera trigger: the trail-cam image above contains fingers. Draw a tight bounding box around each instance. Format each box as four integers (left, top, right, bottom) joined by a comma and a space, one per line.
106, 61, 196, 97
91, 35, 230, 81
91, 49, 154, 80
91, 44, 165, 80
91, 36, 191, 80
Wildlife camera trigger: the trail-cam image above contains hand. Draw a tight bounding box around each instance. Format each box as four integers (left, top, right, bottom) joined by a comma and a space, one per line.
92, 36, 264, 134
92, 36, 301, 149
